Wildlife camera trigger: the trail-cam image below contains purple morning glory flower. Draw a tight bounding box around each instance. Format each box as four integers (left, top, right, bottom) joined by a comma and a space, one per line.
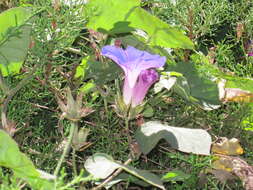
101, 45, 166, 106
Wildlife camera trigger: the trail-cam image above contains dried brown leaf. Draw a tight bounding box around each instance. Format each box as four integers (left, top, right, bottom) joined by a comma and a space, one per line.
212, 157, 233, 172
212, 137, 244, 155
207, 47, 216, 64
236, 22, 244, 40
223, 88, 253, 103
53, 0, 61, 11
211, 155, 253, 190
231, 157, 253, 190
208, 169, 236, 183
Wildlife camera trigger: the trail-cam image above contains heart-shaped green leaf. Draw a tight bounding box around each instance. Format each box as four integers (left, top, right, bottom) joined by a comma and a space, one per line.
84, 0, 193, 49
167, 61, 221, 110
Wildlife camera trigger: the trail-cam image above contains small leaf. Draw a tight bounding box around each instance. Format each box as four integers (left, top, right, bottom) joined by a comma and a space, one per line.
79, 81, 96, 93
162, 170, 190, 182
135, 121, 212, 155
0, 130, 39, 178
74, 56, 89, 79
142, 105, 154, 118
154, 73, 177, 93
241, 103, 253, 131
211, 137, 244, 156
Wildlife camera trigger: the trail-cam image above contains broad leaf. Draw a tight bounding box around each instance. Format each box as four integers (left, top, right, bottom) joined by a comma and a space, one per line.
135, 121, 212, 155
84, 0, 193, 49
191, 52, 253, 103
0, 130, 53, 189
85, 59, 122, 85
0, 7, 33, 76
167, 61, 221, 110
84, 153, 165, 189
0, 130, 39, 178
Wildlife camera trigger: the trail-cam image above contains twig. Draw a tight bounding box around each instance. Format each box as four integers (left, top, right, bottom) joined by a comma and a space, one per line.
30, 103, 56, 112
92, 158, 132, 190
64, 47, 87, 56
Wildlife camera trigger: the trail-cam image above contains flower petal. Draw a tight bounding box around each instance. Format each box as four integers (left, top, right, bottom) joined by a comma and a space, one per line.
136, 56, 166, 72
123, 77, 134, 105
101, 45, 127, 66
131, 69, 159, 107
123, 46, 166, 88
125, 46, 146, 62
125, 46, 166, 70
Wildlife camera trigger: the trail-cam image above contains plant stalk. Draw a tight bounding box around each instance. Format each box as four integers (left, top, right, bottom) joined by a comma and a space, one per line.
54, 122, 77, 176
0, 72, 9, 94
125, 116, 132, 146
72, 148, 77, 176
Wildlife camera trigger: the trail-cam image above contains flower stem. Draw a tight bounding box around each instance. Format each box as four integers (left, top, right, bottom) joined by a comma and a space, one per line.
72, 148, 77, 176
54, 122, 77, 176
125, 117, 132, 146
0, 72, 9, 95
103, 97, 109, 115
